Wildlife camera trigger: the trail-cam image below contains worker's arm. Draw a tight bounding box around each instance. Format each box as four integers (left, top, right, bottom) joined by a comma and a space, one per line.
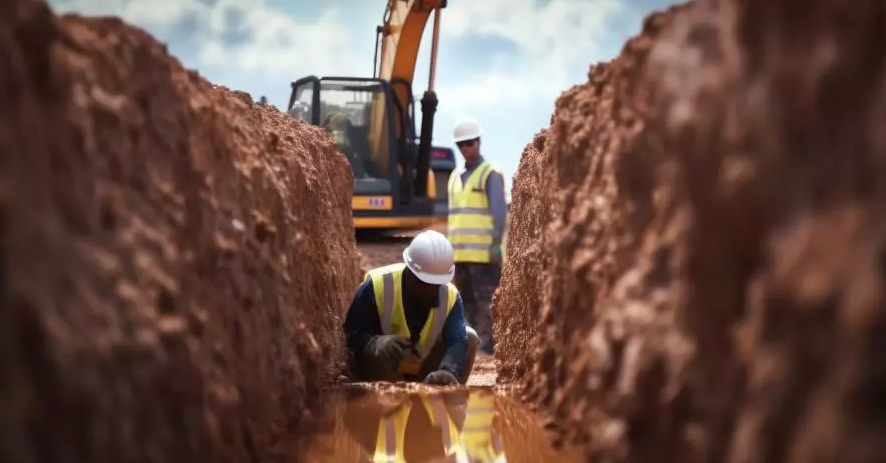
437, 294, 469, 377
342, 279, 382, 361
485, 171, 507, 245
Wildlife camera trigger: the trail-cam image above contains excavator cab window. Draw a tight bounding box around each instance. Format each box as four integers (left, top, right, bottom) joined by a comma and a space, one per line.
289, 76, 396, 196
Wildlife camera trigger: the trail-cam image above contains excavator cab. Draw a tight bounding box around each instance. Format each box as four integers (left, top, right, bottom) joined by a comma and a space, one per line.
288, 75, 454, 230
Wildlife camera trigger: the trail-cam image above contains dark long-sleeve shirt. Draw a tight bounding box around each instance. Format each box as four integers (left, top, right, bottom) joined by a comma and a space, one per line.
343, 278, 469, 378
460, 155, 507, 244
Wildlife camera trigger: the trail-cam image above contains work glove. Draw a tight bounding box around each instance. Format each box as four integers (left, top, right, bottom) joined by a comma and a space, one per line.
425, 370, 459, 386
367, 335, 411, 365
490, 243, 503, 264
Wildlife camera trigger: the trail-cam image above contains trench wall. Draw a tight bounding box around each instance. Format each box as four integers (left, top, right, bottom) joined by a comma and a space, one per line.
494, 0, 886, 461
0, 1, 361, 462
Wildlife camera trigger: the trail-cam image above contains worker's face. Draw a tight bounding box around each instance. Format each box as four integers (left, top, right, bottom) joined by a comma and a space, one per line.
404, 270, 439, 301
456, 137, 480, 164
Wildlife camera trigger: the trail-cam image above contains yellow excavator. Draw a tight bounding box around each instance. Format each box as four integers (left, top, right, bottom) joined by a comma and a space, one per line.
287, 0, 455, 232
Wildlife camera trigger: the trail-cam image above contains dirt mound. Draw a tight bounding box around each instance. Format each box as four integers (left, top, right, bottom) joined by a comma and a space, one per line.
495, 0, 886, 461
492, 129, 551, 384
0, 1, 361, 462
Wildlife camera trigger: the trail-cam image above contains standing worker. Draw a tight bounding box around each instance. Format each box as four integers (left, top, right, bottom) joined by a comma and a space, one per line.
447, 116, 507, 354
343, 230, 479, 385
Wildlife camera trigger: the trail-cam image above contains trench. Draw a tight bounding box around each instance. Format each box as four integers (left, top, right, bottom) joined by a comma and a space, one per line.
293, 386, 583, 463
6, 0, 886, 462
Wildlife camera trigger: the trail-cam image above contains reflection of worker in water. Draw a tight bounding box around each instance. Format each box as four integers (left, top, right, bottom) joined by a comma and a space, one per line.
447, 116, 507, 355
459, 391, 505, 462
344, 393, 466, 462
342, 390, 506, 463
324, 112, 368, 177
343, 231, 478, 385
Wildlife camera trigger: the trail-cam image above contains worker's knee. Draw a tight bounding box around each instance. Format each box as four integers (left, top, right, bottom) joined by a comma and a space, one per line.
466, 326, 480, 352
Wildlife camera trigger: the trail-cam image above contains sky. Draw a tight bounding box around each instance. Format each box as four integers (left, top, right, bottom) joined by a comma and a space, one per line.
48, 0, 679, 196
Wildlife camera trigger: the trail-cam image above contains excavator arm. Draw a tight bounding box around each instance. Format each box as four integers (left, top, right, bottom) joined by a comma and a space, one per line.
375, 0, 445, 135
368, 0, 446, 200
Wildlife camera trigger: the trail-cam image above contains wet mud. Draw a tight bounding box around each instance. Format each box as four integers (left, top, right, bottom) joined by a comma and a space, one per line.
495, 0, 886, 462
468, 353, 497, 387
0, 1, 361, 462
296, 387, 582, 462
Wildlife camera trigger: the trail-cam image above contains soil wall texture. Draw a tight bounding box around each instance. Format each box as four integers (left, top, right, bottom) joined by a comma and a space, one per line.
0, 1, 361, 462
492, 129, 552, 385
494, 0, 886, 462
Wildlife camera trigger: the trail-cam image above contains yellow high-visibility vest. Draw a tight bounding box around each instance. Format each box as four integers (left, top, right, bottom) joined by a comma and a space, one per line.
373, 395, 466, 462
365, 263, 459, 374
460, 391, 505, 462
373, 400, 412, 463
423, 395, 464, 457
447, 160, 500, 263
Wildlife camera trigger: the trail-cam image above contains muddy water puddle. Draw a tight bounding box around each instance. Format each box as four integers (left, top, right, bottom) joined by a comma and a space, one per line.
295, 386, 582, 462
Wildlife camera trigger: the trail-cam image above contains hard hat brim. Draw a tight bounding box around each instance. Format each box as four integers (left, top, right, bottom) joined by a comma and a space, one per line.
453, 133, 480, 143
402, 249, 455, 285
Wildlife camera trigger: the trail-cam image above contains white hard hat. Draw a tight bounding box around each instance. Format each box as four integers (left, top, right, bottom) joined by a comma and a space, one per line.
402, 230, 455, 285
453, 116, 482, 143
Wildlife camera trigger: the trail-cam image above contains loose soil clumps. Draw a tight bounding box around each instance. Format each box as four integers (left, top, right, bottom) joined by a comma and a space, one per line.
0, 1, 361, 462
495, 0, 886, 461
492, 130, 551, 385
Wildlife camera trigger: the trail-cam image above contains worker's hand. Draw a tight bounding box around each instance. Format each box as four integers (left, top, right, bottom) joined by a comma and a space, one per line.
425, 370, 459, 385
490, 243, 503, 264
369, 335, 412, 365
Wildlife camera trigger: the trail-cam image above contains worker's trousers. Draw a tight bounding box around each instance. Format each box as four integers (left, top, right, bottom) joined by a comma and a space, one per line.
454, 263, 500, 354
357, 327, 479, 384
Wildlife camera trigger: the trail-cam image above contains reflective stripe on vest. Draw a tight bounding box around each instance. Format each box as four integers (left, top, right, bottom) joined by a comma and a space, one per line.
374, 400, 412, 463
447, 161, 498, 263
366, 263, 459, 359
422, 395, 464, 455
460, 391, 504, 462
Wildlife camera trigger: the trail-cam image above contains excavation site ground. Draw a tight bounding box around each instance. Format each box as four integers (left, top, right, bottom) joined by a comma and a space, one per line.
3, 0, 886, 462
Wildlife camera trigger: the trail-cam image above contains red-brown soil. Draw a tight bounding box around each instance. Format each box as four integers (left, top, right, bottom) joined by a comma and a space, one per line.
494, 0, 886, 462
356, 239, 409, 274
0, 1, 361, 462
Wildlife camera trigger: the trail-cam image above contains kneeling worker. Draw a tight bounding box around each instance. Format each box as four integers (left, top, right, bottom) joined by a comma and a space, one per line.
343, 230, 479, 385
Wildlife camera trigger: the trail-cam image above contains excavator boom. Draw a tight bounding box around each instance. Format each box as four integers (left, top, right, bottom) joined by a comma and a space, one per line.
375, 0, 446, 137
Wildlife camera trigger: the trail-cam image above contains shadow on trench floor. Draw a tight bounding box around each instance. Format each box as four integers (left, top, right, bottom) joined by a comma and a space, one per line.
294, 385, 583, 462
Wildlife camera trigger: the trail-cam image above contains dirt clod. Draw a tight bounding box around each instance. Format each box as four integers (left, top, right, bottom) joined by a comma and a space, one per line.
0, 1, 361, 463
495, 0, 886, 462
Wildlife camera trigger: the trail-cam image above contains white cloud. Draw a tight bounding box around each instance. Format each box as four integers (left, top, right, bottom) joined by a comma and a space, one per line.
435, 72, 551, 112
424, 0, 625, 124
50, 0, 624, 107
197, 5, 359, 76
50, 0, 366, 79
442, 0, 624, 83
48, 0, 641, 196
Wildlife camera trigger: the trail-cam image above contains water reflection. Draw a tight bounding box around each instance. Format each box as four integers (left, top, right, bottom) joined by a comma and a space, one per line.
297, 387, 581, 463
